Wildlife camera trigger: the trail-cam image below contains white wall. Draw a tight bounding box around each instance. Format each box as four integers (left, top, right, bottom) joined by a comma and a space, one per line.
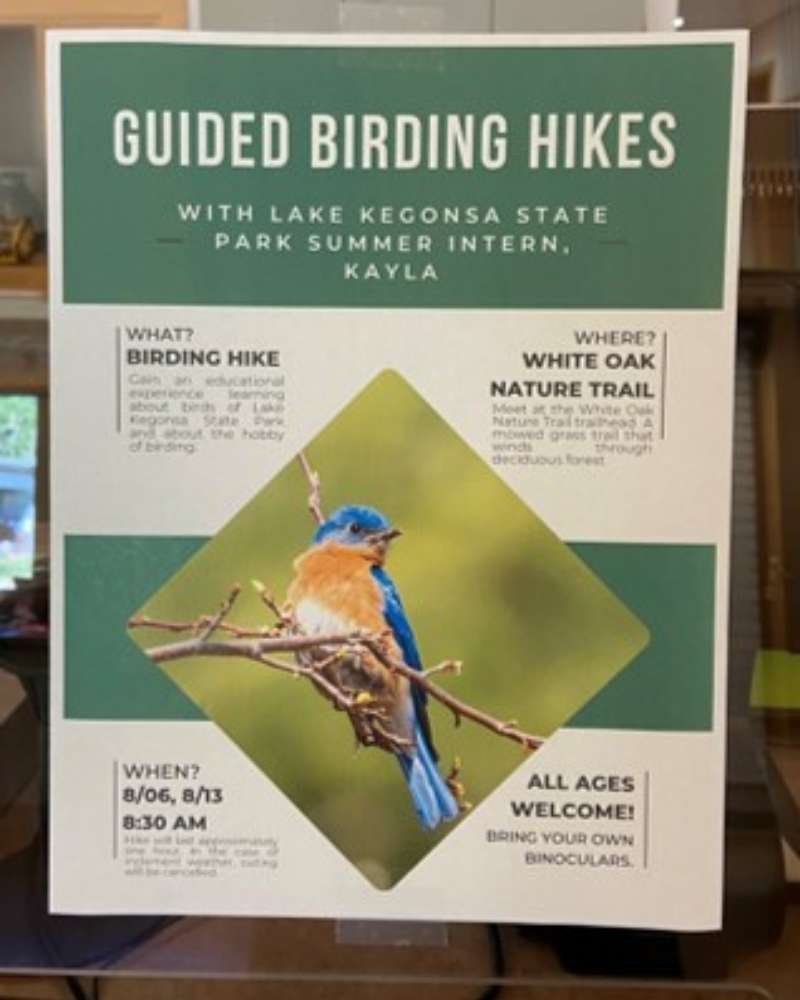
493, 0, 645, 32
199, 0, 488, 32
198, 0, 652, 33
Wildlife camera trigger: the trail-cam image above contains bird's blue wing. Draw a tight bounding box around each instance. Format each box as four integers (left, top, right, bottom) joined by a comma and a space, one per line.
371, 565, 437, 758
371, 565, 422, 668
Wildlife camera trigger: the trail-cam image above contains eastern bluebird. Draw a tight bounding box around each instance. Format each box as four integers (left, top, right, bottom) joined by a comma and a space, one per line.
287, 504, 459, 830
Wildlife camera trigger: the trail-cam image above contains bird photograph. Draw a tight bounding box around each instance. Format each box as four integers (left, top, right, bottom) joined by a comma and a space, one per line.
129, 369, 647, 887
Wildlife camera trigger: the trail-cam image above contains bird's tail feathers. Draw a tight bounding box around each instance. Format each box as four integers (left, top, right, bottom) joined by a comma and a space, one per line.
398, 722, 459, 830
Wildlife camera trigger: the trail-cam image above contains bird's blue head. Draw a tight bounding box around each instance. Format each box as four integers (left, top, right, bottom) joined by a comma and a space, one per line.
313, 504, 401, 558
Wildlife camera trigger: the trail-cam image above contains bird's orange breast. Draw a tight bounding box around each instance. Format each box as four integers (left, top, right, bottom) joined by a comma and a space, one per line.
288, 541, 409, 727
288, 541, 388, 634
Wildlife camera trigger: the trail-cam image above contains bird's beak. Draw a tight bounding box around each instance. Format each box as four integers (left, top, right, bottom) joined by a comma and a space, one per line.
371, 527, 402, 543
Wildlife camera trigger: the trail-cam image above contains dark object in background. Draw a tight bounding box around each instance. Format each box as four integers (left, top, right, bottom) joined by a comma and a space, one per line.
0, 635, 174, 970
0, 834, 174, 969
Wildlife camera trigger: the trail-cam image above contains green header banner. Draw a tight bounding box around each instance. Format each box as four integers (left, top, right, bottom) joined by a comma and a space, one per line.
61, 41, 734, 308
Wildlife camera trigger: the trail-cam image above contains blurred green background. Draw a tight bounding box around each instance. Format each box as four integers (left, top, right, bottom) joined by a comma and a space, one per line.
131, 370, 648, 887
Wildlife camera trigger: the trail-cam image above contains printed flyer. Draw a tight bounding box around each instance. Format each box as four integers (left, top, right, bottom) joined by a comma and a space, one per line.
48, 31, 747, 927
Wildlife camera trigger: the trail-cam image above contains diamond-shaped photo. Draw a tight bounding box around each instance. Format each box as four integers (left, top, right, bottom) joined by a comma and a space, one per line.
129, 369, 649, 889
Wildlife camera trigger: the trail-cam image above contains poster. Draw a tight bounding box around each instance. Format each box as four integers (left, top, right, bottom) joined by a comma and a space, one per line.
48, 31, 747, 927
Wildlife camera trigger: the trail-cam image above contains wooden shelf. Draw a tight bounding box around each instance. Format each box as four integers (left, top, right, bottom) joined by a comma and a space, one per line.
0, 253, 46, 296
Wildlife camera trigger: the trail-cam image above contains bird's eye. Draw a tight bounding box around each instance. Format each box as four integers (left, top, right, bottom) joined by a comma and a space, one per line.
349, 522, 361, 535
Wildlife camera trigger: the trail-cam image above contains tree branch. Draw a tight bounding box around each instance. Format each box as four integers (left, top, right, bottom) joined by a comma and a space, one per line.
360, 637, 543, 751
139, 630, 362, 664
199, 584, 241, 641
298, 451, 325, 526
127, 614, 274, 639
128, 621, 544, 752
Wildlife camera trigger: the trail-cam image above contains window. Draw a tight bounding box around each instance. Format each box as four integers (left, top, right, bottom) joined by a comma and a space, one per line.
0, 394, 38, 587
